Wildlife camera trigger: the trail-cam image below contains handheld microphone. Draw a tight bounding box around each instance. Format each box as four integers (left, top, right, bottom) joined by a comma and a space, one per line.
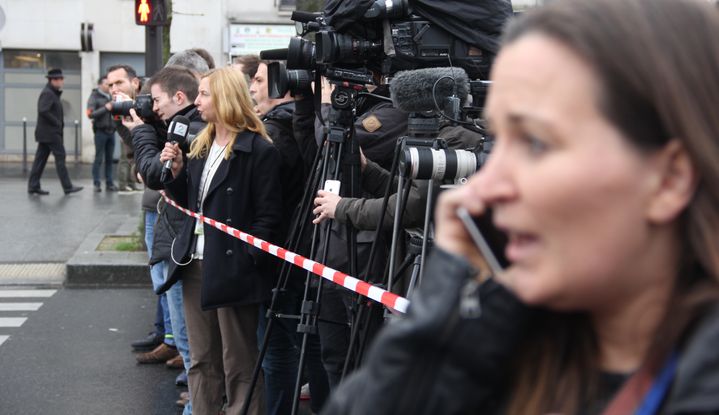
161, 115, 191, 183
389, 67, 470, 114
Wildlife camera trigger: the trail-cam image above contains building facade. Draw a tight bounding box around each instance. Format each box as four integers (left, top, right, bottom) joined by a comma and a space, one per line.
0, 0, 294, 161
0, 0, 535, 161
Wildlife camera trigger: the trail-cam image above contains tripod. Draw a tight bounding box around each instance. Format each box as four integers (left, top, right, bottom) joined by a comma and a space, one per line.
240, 80, 364, 415
340, 124, 449, 376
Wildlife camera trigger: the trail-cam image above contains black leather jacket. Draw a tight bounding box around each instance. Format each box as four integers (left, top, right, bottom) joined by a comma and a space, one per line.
324, 248, 719, 414
132, 105, 206, 271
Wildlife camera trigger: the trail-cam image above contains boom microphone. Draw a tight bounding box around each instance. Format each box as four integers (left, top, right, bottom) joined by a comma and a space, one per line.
161, 115, 191, 183
390, 67, 469, 114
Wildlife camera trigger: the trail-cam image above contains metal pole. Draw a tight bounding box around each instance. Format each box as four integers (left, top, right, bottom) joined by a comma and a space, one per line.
22, 117, 28, 174
145, 26, 163, 77
74, 120, 79, 164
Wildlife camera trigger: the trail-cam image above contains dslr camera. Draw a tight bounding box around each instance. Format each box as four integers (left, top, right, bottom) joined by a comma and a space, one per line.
109, 94, 154, 119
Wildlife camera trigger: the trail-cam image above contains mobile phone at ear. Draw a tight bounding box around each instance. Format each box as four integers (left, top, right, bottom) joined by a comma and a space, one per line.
456, 207, 509, 277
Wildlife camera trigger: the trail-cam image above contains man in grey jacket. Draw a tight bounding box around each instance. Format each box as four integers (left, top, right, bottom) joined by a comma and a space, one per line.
86, 76, 117, 192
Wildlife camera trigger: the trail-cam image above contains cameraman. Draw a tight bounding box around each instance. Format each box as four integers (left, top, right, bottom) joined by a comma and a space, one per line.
249, 59, 330, 415
127, 64, 207, 414
313, 124, 485, 231
106, 64, 141, 191
294, 77, 408, 389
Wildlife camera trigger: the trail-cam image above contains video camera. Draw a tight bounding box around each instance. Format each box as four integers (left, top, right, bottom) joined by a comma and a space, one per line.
109, 93, 154, 119
262, 0, 510, 98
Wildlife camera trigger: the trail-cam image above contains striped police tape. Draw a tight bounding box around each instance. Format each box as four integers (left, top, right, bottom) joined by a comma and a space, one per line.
160, 191, 410, 313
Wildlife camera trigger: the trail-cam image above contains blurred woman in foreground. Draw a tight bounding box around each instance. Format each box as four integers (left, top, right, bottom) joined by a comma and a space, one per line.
325, 0, 719, 413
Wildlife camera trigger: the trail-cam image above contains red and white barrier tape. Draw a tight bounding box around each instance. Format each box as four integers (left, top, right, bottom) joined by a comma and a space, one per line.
160, 191, 410, 313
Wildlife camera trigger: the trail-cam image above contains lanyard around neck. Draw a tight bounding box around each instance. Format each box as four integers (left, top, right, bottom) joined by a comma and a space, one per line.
196, 142, 228, 211
601, 352, 678, 415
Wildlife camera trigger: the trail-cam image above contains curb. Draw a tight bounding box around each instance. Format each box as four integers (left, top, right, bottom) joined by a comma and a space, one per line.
65, 214, 151, 288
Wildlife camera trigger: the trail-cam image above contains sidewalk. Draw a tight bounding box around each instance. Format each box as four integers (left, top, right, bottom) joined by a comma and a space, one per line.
0, 161, 149, 286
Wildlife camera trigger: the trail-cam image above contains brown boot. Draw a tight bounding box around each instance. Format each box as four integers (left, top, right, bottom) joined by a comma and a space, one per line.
165, 354, 184, 369
176, 391, 190, 408
136, 343, 178, 364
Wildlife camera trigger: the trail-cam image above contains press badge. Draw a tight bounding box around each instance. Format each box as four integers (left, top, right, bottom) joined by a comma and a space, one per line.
194, 219, 204, 236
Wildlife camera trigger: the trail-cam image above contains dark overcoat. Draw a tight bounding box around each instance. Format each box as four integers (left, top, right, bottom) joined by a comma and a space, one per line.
165, 130, 283, 310
35, 83, 64, 143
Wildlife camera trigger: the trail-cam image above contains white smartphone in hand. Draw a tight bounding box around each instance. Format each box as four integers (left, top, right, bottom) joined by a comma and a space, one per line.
324, 179, 341, 195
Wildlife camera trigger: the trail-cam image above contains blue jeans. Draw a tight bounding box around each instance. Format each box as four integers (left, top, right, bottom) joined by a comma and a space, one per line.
146, 211, 192, 414
166, 274, 192, 415
145, 211, 174, 346
257, 291, 329, 415
92, 130, 115, 186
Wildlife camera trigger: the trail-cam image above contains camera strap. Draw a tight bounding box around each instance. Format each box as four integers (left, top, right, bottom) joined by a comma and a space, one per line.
601, 352, 678, 415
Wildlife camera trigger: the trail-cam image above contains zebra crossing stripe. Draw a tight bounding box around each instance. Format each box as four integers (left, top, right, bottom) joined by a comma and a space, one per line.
0, 335, 8, 346
0, 318, 27, 327
0, 290, 57, 298
0, 303, 43, 311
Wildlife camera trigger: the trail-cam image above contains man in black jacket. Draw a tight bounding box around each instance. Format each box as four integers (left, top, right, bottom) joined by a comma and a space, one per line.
127, 65, 206, 413
250, 60, 330, 415
28, 68, 83, 195
86, 76, 117, 192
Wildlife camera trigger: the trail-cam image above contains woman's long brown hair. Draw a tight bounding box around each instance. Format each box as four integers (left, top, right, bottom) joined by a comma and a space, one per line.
500, 0, 719, 413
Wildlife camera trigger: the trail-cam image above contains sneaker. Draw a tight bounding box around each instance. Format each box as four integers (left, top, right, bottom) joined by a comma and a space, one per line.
118, 185, 140, 194
106, 184, 119, 192
136, 343, 179, 364
166, 354, 184, 369
131, 331, 163, 351
94, 184, 102, 193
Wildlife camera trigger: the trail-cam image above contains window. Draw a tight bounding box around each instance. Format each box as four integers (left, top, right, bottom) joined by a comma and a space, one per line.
278, 0, 296, 11
3, 50, 80, 71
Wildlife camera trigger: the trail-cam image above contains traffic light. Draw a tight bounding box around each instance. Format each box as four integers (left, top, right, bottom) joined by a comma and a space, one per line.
135, 0, 169, 26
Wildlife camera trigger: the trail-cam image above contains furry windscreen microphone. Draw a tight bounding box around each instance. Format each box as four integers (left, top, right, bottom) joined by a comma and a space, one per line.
390, 67, 470, 113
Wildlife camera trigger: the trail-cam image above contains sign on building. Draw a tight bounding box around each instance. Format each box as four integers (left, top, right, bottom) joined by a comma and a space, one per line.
229, 24, 296, 57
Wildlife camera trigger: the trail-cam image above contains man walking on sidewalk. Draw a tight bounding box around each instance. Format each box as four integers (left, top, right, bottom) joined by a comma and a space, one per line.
28, 68, 83, 195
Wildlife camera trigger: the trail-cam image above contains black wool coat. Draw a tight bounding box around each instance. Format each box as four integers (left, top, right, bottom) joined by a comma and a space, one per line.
164, 130, 283, 309
35, 83, 64, 144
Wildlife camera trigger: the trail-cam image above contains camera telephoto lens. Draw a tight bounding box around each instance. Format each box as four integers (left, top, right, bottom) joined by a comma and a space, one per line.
403, 147, 479, 181
268, 62, 313, 99
109, 100, 134, 117
287, 37, 316, 70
